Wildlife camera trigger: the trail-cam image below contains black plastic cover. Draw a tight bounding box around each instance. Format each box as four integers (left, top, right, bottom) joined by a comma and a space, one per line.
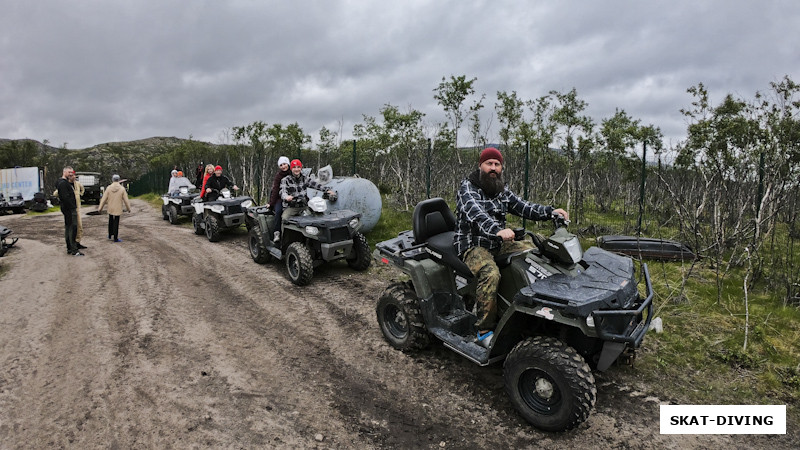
598, 235, 695, 261
284, 209, 360, 228
513, 246, 638, 317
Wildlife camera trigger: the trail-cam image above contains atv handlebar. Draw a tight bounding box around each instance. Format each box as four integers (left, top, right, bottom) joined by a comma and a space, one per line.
322, 190, 338, 202
287, 197, 308, 208
552, 212, 570, 228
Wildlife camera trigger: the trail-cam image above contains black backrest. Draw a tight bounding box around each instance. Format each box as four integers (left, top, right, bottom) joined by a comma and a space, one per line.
413, 198, 456, 244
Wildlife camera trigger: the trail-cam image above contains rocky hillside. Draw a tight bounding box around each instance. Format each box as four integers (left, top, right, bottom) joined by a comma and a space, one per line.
0, 136, 217, 191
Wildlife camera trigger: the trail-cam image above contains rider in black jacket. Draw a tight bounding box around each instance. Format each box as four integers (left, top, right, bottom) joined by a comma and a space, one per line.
204, 165, 239, 201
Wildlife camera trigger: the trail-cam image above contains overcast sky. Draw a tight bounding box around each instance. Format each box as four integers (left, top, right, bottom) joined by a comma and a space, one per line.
2, 0, 798, 152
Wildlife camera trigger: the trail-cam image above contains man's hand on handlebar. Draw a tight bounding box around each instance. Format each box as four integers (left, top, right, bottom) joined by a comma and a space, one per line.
497, 228, 515, 241
553, 208, 569, 221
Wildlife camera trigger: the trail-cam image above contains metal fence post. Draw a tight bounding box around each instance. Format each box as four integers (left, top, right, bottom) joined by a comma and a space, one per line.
637, 141, 647, 236
523, 141, 530, 229
352, 139, 357, 175
426, 139, 432, 199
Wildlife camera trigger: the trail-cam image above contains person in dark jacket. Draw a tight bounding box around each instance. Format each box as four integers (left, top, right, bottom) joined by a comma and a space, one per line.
195, 161, 205, 188
56, 166, 82, 256
268, 156, 291, 240
454, 147, 568, 346
204, 165, 239, 201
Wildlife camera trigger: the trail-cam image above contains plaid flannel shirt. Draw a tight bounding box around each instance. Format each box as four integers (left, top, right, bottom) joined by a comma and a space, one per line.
279, 173, 328, 207
454, 174, 554, 257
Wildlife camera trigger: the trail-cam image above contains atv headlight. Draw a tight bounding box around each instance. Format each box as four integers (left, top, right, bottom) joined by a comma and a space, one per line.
586, 316, 595, 328
210, 205, 225, 214
305, 226, 319, 236
348, 218, 360, 229
241, 199, 253, 209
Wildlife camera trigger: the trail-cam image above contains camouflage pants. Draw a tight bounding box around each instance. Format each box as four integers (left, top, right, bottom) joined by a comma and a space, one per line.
462, 240, 534, 330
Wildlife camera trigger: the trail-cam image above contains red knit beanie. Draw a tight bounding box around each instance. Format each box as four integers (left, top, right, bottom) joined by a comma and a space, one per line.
290, 159, 303, 168
214, 165, 223, 171
479, 147, 503, 165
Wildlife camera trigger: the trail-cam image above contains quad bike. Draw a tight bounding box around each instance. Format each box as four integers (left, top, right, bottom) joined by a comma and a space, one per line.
246, 192, 371, 285
191, 188, 254, 242
0, 225, 18, 257
374, 198, 653, 432
161, 186, 200, 224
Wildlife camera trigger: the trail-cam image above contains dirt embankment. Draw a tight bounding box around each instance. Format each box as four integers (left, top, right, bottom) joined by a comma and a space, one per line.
0, 201, 794, 448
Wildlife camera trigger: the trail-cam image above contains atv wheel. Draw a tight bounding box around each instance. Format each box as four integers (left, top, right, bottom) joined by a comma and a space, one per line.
376, 281, 429, 351
286, 242, 314, 285
504, 336, 596, 432
162, 205, 169, 220
192, 214, 204, 235
346, 232, 371, 271
205, 214, 221, 242
167, 204, 178, 225
249, 225, 271, 264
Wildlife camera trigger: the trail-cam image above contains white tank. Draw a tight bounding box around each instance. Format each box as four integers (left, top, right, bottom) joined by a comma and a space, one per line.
309, 176, 382, 232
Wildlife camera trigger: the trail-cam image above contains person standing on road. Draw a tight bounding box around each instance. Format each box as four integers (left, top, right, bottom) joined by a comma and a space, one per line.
96, 174, 131, 242
73, 176, 87, 249
56, 167, 82, 256
454, 147, 568, 347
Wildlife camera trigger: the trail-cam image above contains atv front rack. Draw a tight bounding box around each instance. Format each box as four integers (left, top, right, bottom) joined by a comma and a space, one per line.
591, 263, 653, 347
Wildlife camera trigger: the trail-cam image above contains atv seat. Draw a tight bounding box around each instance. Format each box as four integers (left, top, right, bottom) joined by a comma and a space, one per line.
412, 198, 474, 280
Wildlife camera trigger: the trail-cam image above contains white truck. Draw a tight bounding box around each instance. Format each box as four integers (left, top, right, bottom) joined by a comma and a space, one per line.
0, 166, 43, 202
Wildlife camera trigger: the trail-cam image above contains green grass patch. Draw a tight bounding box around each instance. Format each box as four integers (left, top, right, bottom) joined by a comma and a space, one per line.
630, 259, 800, 410
135, 193, 163, 210
28, 205, 61, 214
364, 205, 413, 245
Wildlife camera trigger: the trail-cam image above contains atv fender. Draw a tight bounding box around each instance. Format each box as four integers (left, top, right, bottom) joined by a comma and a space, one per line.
399, 257, 458, 301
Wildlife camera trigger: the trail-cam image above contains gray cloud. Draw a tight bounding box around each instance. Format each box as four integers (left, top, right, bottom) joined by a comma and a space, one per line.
2, 0, 798, 149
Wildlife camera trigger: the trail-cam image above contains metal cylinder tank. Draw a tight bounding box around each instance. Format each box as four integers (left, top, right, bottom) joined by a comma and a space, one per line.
309, 177, 382, 232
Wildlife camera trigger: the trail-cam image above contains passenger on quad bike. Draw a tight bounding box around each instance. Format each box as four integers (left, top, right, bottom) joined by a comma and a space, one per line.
198, 164, 215, 200
204, 165, 239, 201
456, 147, 568, 345
277, 159, 335, 241
168, 170, 196, 196
268, 156, 291, 240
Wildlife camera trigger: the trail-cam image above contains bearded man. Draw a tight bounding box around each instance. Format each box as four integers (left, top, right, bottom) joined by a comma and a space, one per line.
454, 147, 568, 346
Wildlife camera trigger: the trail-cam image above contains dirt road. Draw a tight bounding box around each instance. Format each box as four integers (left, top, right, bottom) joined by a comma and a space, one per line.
0, 200, 794, 448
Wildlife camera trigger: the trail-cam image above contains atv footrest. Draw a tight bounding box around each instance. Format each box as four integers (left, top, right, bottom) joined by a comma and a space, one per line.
438, 309, 473, 335
430, 327, 490, 366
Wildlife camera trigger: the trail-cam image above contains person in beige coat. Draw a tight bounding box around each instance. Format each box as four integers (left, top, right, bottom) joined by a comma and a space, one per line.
96, 174, 131, 242
73, 179, 87, 248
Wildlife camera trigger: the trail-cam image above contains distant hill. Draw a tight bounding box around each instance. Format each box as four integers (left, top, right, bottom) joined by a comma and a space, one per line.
0, 136, 218, 191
